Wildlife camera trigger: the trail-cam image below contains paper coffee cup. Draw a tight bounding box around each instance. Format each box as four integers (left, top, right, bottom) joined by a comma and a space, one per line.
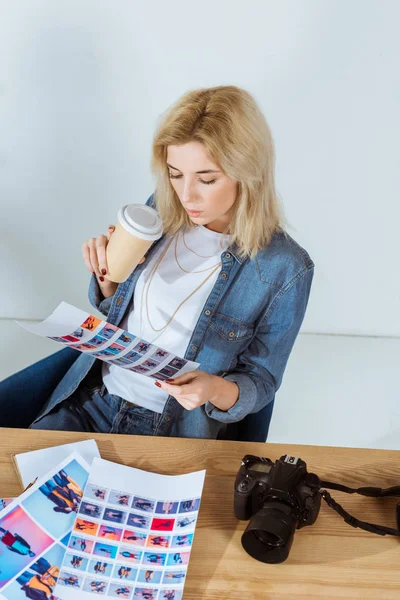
105, 203, 163, 283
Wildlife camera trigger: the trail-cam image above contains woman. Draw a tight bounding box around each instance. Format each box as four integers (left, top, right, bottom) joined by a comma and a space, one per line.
1, 85, 314, 439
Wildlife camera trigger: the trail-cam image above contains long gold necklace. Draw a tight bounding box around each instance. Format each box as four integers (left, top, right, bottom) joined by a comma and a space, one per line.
182, 226, 226, 258
174, 230, 222, 274
140, 235, 221, 335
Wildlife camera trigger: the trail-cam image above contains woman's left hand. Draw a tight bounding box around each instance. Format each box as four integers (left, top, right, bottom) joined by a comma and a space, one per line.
156, 371, 217, 410
156, 370, 239, 412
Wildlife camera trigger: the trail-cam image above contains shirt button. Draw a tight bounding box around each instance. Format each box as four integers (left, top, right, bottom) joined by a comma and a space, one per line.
205, 310, 211, 316
192, 345, 197, 351
221, 273, 227, 279
165, 416, 171, 423
116, 297, 123, 306
229, 331, 235, 338
225, 253, 231, 259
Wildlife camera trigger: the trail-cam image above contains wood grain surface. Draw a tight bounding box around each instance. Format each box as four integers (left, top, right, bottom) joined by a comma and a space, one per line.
0, 428, 399, 599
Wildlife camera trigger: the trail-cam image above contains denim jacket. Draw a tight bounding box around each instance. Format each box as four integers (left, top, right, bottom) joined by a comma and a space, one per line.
39, 193, 314, 439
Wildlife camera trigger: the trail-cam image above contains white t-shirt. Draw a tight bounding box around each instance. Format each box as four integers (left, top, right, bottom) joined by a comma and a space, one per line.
102, 224, 232, 412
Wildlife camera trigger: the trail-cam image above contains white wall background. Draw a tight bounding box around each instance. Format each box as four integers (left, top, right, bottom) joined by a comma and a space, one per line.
1, 1, 399, 448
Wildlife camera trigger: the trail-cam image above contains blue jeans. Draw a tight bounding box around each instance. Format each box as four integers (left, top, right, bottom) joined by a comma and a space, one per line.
0, 347, 274, 441
29, 369, 161, 435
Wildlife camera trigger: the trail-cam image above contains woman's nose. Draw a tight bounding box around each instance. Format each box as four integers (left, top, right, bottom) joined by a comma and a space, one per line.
181, 178, 197, 203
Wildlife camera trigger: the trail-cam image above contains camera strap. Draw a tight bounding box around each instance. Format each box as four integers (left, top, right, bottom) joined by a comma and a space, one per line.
319, 480, 400, 536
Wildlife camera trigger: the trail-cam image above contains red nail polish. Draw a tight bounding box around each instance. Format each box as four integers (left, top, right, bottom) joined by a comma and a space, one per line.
99, 276, 105, 282
165, 379, 175, 383
154, 381, 162, 388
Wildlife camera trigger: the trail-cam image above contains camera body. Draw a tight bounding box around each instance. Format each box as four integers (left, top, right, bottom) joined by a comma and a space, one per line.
234, 454, 322, 563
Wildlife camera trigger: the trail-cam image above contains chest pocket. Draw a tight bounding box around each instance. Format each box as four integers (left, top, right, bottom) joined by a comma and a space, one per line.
210, 312, 255, 343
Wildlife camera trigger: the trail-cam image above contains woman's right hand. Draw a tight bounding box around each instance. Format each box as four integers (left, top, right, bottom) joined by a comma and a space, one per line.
82, 226, 146, 299
82, 225, 118, 298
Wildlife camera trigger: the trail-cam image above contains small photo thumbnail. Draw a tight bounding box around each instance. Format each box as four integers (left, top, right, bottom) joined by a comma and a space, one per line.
79, 500, 103, 518
88, 559, 114, 577
81, 315, 102, 331
83, 577, 108, 594
74, 518, 99, 536
146, 534, 171, 548
150, 517, 175, 531
99, 524, 123, 541
122, 529, 147, 546
107, 582, 133, 598
142, 552, 167, 567
171, 533, 193, 548
160, 589, 183, 600
111, 563, 138, 582
109, 490, 132, 507
175, 515, 197, 529
166, 551, 190, 566
178, 498, 200, 513
133, 587, 159, 600
137, 568, 162, 584
131, 496, 155, 513
68, 535, 94, 553
103, 507, 127, 525
162, 570, 186, 585
98, 324, 119, 340
58, 570, 83, 589
65, 552, 89, 571
127, 512, 150, 530
84, 485, 108, 502
155, 501, 178, 515
117, 547, 142, 564
93, 541, 118, 560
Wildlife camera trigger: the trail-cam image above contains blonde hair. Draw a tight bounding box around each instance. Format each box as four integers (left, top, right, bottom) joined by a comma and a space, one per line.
151, 85, 285, 259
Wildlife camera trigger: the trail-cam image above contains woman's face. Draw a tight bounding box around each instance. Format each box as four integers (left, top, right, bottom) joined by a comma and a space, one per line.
166, 141, 239, 233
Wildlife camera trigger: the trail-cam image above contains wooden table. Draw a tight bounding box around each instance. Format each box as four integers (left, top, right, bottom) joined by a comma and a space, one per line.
1, 429, 399, 599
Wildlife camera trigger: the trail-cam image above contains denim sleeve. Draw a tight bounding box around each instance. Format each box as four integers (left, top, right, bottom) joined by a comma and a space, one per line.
87, 192, 156, 317
205, 264, 314, 424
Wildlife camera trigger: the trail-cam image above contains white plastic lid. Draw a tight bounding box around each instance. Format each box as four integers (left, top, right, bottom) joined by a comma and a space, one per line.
118, 204, 163, 241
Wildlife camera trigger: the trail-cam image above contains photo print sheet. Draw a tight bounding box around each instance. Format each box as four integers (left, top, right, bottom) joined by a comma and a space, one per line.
13, 439, 100, 490
0, 451, 90, 600
54, 458, 206, 600
18, 302, 199, 382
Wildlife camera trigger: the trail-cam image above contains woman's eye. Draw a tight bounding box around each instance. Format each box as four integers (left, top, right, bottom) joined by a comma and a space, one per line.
168, 173, 216, 185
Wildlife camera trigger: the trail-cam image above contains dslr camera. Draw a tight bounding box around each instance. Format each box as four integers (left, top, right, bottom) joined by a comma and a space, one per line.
234, 454, 321, 563
235, 453, 400, 564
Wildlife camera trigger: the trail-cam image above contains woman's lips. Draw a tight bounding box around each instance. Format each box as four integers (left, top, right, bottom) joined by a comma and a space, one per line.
186, 209, 203, 217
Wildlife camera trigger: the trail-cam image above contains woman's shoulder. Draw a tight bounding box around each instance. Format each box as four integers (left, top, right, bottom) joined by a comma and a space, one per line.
249, 228, 314, 289
265, 228, 314, 267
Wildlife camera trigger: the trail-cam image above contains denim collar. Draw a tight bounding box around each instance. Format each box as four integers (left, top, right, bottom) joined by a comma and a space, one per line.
226, 241, 246, 264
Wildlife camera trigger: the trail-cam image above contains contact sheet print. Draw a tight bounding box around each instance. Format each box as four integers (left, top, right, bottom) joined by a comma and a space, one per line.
54, 458, 206, 600
18, 302, 199, 382
0, 452, 90, 600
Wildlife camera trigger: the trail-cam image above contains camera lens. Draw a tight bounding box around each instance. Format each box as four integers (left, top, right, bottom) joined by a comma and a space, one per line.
241, 501, 297, 563
253, 530, 282, 547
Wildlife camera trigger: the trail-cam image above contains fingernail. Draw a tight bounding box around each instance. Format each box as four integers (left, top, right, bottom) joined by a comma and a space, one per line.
165, 379, 175, 383
154, 381, 162, 388
99, 276, 105, 282
101, 269, 107, 275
